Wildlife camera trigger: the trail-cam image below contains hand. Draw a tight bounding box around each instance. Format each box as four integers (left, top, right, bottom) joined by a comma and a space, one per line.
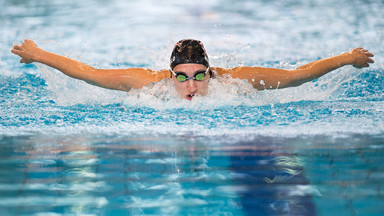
11, 39, 40, 64
349, 47, 374, 69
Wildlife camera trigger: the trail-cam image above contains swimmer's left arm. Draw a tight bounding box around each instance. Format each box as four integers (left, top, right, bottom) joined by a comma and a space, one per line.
220, 47, 374, 90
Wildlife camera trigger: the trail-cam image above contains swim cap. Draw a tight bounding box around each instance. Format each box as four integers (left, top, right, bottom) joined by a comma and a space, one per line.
170, 39, 210, 70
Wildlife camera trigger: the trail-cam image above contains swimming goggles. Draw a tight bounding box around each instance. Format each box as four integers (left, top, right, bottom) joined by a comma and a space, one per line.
170, 67, 210, 83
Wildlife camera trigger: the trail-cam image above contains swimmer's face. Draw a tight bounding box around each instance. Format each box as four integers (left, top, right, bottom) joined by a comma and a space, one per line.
171, 64, 210, 100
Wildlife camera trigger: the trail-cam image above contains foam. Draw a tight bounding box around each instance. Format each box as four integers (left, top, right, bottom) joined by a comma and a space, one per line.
1, 59, 382, 138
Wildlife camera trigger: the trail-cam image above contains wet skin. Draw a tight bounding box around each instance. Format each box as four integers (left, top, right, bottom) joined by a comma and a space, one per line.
11, 40, 374, 100
171, 63, 210, 100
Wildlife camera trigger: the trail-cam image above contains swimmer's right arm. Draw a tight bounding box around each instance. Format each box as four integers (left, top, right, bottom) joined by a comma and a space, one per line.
11, 39, 169, 91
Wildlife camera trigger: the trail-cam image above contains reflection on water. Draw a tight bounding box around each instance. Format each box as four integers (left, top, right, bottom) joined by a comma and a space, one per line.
1, 134, 383, 215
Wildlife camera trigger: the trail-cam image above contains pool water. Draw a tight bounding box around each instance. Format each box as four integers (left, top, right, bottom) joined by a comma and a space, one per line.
1, 0, 384, 215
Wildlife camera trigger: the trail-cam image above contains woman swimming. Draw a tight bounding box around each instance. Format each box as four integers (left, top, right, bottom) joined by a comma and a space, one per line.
11, 39, 374, 100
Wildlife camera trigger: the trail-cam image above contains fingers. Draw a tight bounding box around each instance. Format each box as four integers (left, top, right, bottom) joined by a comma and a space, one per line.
13, 44, 21, 50
12, 42, 26, 64
357, 48, 374, 56
359, 48, 374, 57
12, 44, 21, 53
22, 39, 32, 44
363, 50, 374, 65
11, 47, 21, 55
23, 39, 37, 47
11, 43, 22, 56
11, 39, 37, 64
365, 52, 374, 57
357, 47, 375, 64
11, 45, 23, 56
351, 47, 375, 69
11, 48, 18, 54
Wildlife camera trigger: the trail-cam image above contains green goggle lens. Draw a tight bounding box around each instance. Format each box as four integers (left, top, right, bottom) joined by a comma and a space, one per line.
195, 72, 205, 81
176, 75, 187, 82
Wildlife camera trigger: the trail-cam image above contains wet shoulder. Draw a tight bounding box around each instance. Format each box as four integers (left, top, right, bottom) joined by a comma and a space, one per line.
211, 67, 234, 77
212, 66, 251, 78
149, 69, 170, 82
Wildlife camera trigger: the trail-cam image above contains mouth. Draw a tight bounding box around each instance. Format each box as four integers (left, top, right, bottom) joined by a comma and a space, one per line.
186, 94, 195, 101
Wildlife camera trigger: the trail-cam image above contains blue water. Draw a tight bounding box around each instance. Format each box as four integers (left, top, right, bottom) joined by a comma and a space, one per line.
1, 0, 384, 215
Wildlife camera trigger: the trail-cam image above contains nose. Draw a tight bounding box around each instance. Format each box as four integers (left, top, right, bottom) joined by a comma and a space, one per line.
186, 79, 197, 93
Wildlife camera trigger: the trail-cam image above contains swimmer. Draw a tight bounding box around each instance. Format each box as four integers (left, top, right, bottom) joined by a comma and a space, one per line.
11, 39, 374, 100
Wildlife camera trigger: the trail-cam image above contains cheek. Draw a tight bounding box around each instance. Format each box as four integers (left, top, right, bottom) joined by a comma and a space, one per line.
198, 81, 209, 94
175, 82, 185, 89
173, 80, 186, 94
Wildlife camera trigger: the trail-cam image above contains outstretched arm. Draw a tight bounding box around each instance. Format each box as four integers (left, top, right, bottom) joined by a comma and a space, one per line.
215, 48, 374, 90
11, 39, 168, 91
